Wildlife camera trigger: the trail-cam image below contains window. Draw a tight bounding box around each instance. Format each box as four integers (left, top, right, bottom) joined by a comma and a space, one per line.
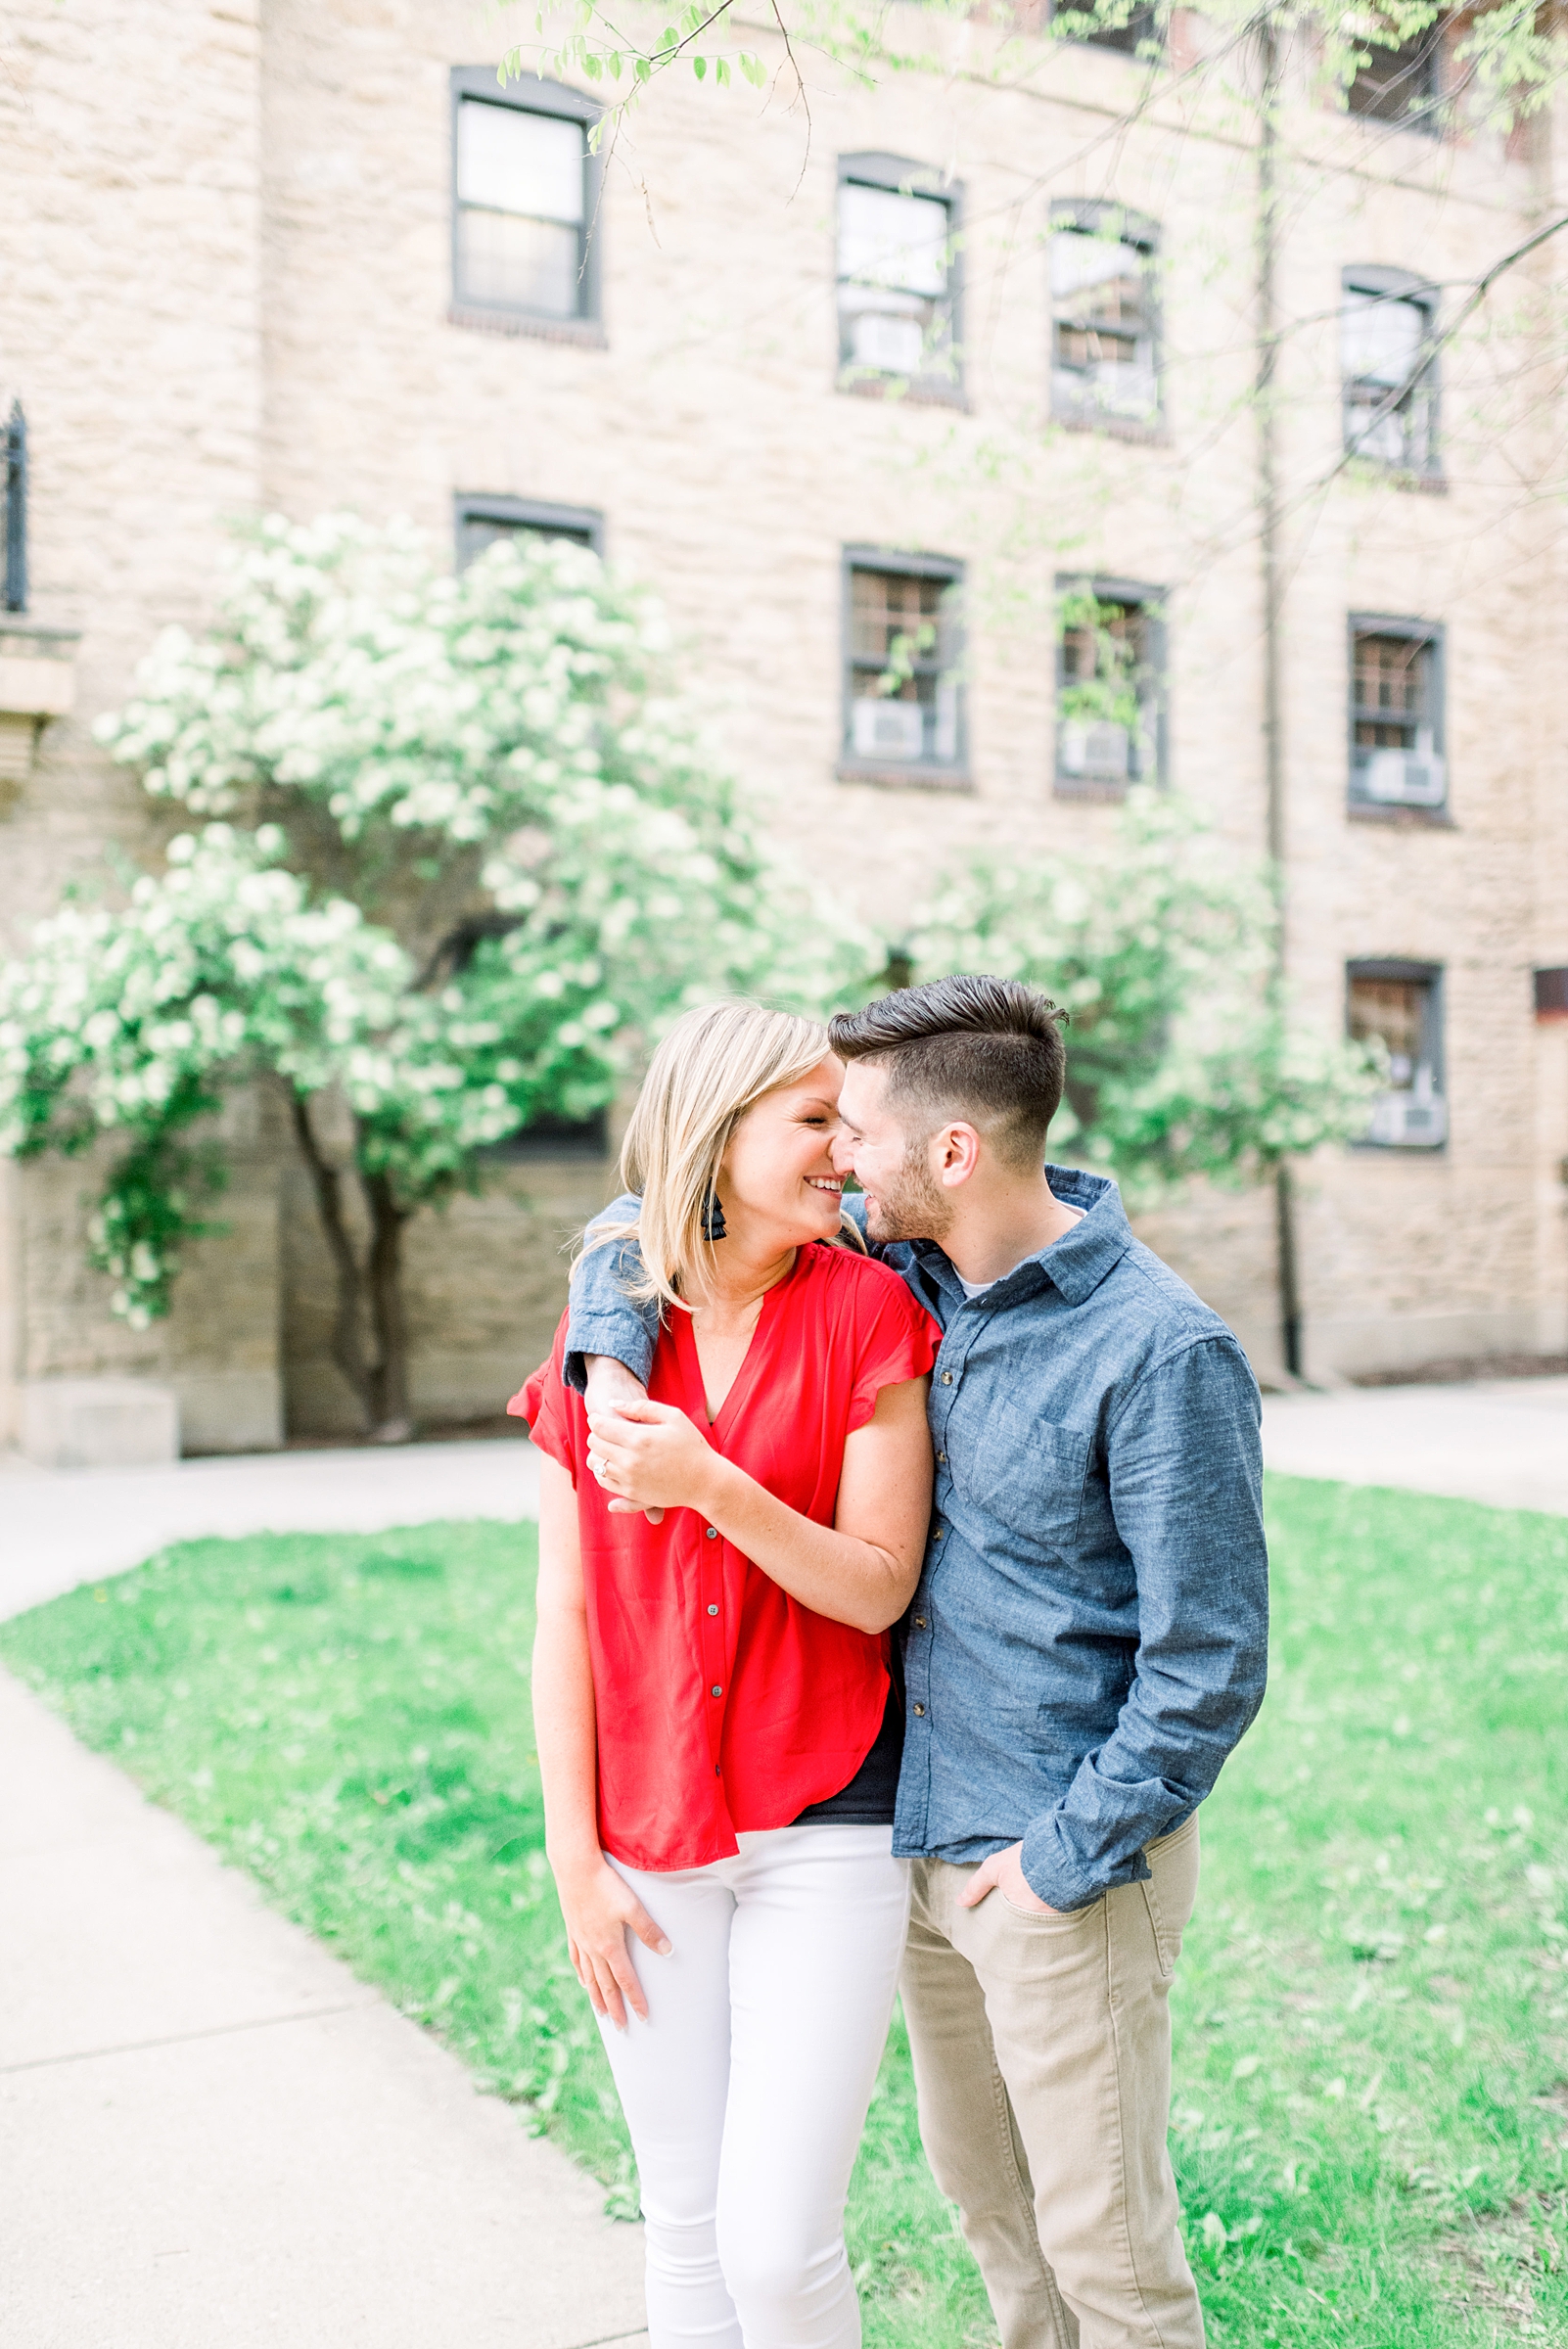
450, 71, 601, 327
841, 550, 965, 784
837, 156, 960, 394
1342, 269, 1439, 476
1055, 576, 1165, 796
484, 1105, 611, 1163
1051, 206, 1160, 428
1536, 967, 1568, 1022
1349, 617, 1445, 811
1348, 16, 1444, 129
455, 495, 604, 569
1050, 0, 1161, 55
1348, 962, 1447, 1148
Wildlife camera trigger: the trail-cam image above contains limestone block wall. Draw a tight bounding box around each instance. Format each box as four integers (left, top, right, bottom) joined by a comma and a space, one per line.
10, 1089, 285, 1451
0, 0, 276, 1445
280, 1154, 623, 1436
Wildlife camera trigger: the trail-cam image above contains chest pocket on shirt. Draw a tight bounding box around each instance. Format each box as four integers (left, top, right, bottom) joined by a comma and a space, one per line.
962, 1396, 1092, 1554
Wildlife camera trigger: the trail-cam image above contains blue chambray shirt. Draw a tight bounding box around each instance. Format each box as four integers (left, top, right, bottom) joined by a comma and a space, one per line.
560, 1167, 1268, 1912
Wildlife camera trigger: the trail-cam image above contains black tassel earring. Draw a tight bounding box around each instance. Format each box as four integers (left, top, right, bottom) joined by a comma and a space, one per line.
701, 1187, 727, 1242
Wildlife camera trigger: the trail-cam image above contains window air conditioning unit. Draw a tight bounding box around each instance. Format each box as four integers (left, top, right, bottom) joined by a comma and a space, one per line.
1361, 749, 1446, 806
1060, 719, 1130, 780
852, 698, 925, 760
1366, 1086, 1447, 1148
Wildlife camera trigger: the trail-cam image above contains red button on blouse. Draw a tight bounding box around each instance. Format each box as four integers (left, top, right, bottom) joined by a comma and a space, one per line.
513, 1241, 941, 1874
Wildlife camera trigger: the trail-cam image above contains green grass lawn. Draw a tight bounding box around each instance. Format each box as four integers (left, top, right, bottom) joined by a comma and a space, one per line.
5, 1478, 1568, 2344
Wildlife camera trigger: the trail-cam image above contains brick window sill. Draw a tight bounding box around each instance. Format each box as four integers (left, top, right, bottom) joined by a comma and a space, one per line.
1341, 459, 1449, 495
837, 373, 969, 414
836, 761, 973, 795
1054, 774, 1133, 803
447, 304, 608, 349
1347, 802, 1456, 828
1052, 411, 1169, 448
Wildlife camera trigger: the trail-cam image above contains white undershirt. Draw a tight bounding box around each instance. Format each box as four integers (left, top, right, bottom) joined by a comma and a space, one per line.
955, 1206, 1085, 1302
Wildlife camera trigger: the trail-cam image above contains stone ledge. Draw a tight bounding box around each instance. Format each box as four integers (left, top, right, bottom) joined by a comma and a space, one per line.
445, 303, 607, 348
835, 761, 973, 794
0, 622, 81, 788
22, 1379, 179, 1470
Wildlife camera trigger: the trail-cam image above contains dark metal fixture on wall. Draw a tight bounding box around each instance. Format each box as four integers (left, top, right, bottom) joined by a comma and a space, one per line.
4, 401, 26, 615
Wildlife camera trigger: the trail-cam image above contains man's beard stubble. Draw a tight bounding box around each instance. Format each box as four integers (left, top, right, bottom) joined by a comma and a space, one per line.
862, 1141, 954, 1247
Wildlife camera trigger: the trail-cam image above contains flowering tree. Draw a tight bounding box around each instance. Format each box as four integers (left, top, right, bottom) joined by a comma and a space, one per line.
0, 519, 1373, 1439
0, 516, 861, 1439
907, 792, 1378, 1200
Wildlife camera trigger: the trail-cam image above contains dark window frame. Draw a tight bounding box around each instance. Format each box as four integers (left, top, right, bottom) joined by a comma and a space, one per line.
1346, 957, 1447, 1151
1347, 612, 1446, 814
1048, 0, 1163, 58
1050, 201, 1162, 432
481, 1104, 612, 1163
838, 544, 969, 791
1536, 967, 1568, 1021
449, 69, 604, 333
1347, 16, 1447, 134
1341, 264, 1441, 481
454, 493, 606, 569
1054, 571, 1168, 800
836, 153, 965, 406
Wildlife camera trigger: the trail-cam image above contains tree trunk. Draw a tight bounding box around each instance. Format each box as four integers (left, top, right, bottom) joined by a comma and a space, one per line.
290, 1091, 414, 1443
362, 1167, 412, 1444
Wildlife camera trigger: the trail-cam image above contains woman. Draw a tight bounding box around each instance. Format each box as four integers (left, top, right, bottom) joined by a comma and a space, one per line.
512, 1001, 940, 2349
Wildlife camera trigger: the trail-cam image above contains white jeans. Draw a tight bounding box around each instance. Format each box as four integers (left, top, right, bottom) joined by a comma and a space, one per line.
601, 1822, 910, 2349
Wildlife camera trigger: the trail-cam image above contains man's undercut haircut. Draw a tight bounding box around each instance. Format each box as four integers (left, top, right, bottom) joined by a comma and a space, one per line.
829, 975, 1068, 1171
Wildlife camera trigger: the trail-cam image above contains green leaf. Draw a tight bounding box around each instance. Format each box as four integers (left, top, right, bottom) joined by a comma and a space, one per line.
660, 23, 678, 48
583, 50, 603, 77
738, 50, 766, 83
715, 53, 730, 81
693, 52, 706, 76
634, 53, 651, 79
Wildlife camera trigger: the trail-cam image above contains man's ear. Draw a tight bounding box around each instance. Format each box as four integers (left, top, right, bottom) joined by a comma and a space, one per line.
936, 1123, 984, 1187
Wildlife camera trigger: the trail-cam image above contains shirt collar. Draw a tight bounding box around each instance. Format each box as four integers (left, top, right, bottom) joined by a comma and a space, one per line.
910, 1167, 1132, 1311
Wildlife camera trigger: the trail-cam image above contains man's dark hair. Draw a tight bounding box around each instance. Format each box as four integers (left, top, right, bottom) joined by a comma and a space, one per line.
829, 975, 1068, 1170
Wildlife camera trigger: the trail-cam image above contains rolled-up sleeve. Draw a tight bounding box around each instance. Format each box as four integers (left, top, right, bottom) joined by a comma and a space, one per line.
1020, 1336, 1268, 1911
560, 1195, 662, 1393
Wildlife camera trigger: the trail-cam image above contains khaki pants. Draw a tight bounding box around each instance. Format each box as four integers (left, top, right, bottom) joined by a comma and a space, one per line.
901, 1817, 1204, 2349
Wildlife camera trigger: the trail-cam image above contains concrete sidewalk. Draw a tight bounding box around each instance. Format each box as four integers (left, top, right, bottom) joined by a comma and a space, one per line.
0, 1435, 643, 2349
1262, 1373, 1568, 1515
0, 1435, 541, 1621
0, 1667, 647, 2349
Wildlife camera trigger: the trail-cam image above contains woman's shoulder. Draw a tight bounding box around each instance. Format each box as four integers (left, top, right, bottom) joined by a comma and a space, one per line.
805, 1239, 926, 1316
797, 1241, 941, 1406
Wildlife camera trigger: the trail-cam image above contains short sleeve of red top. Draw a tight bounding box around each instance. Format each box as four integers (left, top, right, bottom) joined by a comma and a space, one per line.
512, 1242, 941, 1873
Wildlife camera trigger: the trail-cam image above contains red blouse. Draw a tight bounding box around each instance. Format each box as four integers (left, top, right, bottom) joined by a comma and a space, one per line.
512, 1241, 940, 1873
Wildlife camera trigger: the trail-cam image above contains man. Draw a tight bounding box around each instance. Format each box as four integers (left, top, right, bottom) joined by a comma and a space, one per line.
563, 974, 1268, 2349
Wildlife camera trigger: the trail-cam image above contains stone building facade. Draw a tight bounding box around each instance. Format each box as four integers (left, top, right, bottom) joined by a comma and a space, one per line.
2, 0, 1565, 1449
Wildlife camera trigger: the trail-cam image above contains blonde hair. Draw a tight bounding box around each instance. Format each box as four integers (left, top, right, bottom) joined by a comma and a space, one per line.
577, 999, 859, 1311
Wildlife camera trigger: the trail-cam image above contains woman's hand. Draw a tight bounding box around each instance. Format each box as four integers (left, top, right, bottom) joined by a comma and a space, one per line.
551, 1848, 672, 2029
585, 1398, 721, 1514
